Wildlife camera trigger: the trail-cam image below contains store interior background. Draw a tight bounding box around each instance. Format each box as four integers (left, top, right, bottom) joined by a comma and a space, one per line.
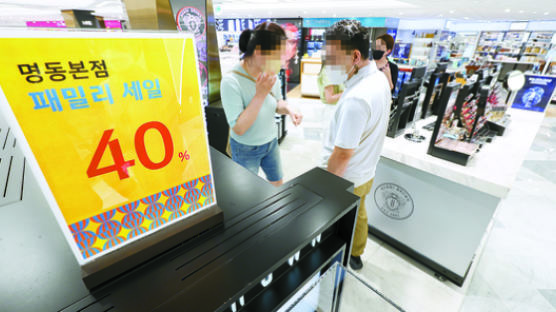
1, 1, 556, 311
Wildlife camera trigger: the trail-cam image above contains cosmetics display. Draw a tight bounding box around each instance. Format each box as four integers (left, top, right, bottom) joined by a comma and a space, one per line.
392, 43, 412, 60
475, 31, 505, 57
428, 83, 481, 166
421, 63, 451, 120
485, 83, 511, 135
458, 85, 492, 142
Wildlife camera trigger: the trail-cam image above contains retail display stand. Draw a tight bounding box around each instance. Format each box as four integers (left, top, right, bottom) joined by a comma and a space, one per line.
421, 63, 452, 120
427, 82, 478, 166
387, 80, 420, 138
388, 66, 427, 138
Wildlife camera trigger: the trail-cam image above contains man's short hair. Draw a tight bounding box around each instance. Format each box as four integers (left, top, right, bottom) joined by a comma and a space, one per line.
325, 20, 370, 60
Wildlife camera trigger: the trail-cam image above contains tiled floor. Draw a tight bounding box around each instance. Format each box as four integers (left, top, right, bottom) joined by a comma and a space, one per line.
278, 97, 556, 312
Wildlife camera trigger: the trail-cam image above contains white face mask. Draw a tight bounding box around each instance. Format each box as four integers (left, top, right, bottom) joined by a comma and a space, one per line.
326, 65, 348, 85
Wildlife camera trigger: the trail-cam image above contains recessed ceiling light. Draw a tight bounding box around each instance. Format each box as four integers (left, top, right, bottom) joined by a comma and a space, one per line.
449, 10, 455, 14
519, 10, 524, 13
399, 12, 404, 16
464, 17, 470, 20
545, 12, 550, 15
505, 8, 511, 13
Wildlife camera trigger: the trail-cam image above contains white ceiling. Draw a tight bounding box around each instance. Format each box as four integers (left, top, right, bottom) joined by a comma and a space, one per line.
0, 0, 554, 24
214, 0, 556, 21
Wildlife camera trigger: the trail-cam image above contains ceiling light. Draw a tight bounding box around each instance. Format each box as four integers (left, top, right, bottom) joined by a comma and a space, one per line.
519, 10, 524, 13
545, 12, 550, 15
505, 8, 511, 13
449, 10, 455, 14
464, 17, 470, 20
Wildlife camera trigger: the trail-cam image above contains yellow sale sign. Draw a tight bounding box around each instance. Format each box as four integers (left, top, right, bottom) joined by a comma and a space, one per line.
0, 31, 215, 264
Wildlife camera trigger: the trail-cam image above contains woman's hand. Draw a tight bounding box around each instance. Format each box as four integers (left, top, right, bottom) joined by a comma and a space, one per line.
289, 110, 303, 126
382, 63, 391, 78
276, 100, 303, 126
255, 72, 277, 98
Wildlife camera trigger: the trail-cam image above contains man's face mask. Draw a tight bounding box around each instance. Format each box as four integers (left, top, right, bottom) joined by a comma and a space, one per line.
325, 41, 357, 84
326, 65, 348, 85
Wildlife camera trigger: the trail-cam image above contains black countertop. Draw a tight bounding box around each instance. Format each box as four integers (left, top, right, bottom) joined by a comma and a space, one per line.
0, 148, 358, 312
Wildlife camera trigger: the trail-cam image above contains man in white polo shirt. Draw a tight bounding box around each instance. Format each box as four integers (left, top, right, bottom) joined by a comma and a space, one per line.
322, 20, 392, 270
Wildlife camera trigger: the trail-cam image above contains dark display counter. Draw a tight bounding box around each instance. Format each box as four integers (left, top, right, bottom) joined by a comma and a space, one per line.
0, 148, 359, 312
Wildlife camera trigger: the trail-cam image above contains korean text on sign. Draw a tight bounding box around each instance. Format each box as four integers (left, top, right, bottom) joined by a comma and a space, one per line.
18, 60, 109, 83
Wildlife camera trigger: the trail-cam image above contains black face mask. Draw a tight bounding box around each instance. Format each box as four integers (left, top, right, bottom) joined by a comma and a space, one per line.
372, 50, 385, 60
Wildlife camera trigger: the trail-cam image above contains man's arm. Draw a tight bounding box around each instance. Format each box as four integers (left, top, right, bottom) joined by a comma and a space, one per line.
327, 146, 355, 177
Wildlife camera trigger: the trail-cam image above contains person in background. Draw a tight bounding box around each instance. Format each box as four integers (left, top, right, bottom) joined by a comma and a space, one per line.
220, 22, 303, 187
322, 20, 392, 270
318, 59, 344, 104
374, 34, 399, 93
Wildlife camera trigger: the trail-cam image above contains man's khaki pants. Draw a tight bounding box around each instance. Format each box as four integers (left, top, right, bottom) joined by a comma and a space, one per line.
351, 178, 374, 257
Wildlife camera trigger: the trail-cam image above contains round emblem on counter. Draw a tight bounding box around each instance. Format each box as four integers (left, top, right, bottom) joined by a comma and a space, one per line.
374, 183, 414, 220
176, 6, 206, 38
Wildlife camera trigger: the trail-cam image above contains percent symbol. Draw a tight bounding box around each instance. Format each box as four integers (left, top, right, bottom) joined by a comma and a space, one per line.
179, 150, 190, 162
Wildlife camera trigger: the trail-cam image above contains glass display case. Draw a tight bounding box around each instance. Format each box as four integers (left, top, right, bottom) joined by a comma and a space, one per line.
279, 263, 403, 312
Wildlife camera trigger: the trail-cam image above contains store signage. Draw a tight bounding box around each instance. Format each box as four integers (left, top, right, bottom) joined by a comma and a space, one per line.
511, 74, 556, 113
374, 183, 414, 220
303, 17, 392, 28
0, 31, 216, 265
